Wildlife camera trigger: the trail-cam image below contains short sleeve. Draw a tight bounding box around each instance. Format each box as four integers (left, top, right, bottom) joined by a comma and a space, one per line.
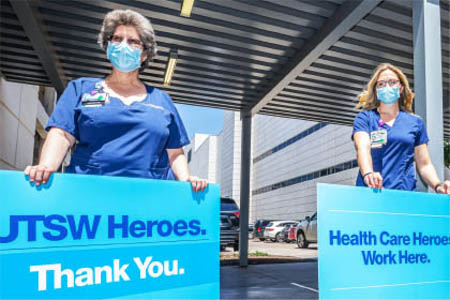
415, 117, 429, 146
46, 80, 80, 140
164, 95, 190, 149
351, 111, 370, 140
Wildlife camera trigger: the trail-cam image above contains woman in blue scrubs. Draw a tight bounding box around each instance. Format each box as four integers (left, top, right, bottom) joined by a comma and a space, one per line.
24, 9, 207, 192
352, 63, 449, 193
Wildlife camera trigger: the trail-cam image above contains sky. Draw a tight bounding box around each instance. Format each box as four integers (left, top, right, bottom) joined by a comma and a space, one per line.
175, 103, 224, 140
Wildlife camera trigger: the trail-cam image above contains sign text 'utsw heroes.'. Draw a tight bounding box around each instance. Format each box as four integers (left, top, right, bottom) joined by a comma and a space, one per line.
0, 215, 206, 243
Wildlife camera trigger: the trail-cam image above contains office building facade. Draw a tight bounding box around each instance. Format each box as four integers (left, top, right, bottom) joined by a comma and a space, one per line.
187, 111, 360, 222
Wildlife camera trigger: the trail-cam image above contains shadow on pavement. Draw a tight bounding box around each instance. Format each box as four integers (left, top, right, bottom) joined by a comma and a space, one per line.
220, 262, 318, 299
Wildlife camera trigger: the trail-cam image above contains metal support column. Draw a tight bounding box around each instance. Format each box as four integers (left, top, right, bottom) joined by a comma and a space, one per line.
413, 0, 444, 191
239, 112, 252, 267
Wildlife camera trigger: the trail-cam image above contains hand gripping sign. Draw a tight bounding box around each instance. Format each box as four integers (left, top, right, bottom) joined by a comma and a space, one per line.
0, 170, 220, 299
317, 184, 450, 299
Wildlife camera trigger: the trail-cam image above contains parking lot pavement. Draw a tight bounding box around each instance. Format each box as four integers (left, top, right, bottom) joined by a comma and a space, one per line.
221, 239, 318, 260
221, 262, 318, 299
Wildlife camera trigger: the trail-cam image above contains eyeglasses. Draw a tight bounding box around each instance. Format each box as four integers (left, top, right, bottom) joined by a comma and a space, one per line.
376, 79, 400, 89
109, 35, 144, 49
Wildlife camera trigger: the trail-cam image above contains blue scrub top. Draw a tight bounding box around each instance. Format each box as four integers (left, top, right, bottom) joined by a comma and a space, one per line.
46, 77, 189, 180
352, 109, 429, 191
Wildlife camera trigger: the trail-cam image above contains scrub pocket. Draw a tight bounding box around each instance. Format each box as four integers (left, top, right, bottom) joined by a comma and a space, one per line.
66, 156, 102, 175
148, 167, 169, 180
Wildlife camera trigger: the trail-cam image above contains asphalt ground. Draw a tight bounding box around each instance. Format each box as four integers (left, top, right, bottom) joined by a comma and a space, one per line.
220, 262, 319, 299
220, 239, 318, 299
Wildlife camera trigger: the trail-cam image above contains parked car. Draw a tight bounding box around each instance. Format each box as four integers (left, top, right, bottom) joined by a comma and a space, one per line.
280, 224, 291, 242
288, 222, 300, 242
253, 219, 274, 241
283, 223, 299, 243
264, 221, 298, 242
220, 198, 240, 251
296, 212, 317, 248
248, 223, 254, 239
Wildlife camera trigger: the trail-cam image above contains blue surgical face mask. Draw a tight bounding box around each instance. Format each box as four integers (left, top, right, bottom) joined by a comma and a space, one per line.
376, 85, 400, 105
107, 41, 142, 73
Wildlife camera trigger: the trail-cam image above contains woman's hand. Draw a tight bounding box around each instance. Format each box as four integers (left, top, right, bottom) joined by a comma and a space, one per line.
188, 176, 208, 192
415, 144, 449, 194
23, 127, 74, 186
167, 148, 208, 192
435, 181, 450, 194
24, 164, 56, 186
353, 131, 380, 189
363, 172, 384, 189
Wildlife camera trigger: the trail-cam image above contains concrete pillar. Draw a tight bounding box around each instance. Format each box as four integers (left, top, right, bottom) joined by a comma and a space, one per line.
239, 112, 252, 267
413, 0, 444, 191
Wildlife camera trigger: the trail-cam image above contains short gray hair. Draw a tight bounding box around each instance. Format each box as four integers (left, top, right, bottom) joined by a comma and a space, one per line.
98, 9, 158, 71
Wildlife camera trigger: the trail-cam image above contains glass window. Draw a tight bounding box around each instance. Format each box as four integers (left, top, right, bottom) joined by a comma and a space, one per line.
220, 198, 238, 211
251, 159, 357, 195
253, 123, 328, 164
187, 150, 192, 163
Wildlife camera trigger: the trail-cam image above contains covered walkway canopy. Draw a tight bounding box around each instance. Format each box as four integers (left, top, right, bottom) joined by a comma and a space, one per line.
1, 0, 449, 266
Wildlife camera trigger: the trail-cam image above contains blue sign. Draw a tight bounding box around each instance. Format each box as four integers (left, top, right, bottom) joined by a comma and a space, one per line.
318, 184, 450, 299
0, 170, 220, 299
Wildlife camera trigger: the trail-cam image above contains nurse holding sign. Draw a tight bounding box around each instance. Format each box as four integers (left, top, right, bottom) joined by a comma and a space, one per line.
23, 9, 207, 192
352, 63, 449, 193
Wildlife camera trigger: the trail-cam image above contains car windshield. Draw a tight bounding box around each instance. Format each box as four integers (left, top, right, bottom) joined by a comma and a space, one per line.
267, 222, 274, 227
261, 220, 272, 226
220, 198, 238, 211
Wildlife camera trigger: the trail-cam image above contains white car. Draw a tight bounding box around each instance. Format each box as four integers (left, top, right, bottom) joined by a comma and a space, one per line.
263, 220, 298, 242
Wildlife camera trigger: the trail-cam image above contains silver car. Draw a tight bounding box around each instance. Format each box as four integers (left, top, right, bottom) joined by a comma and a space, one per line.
296, 212, 317, 248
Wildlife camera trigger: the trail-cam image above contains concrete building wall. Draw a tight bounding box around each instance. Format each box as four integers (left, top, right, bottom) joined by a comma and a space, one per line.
250, 114, 358, 222
0, 78, 52, 170
231, 113, 242, 204
212, 111, 358, 217
186, 134, 218, 183
208, 136, 218, 183
218, 112, 234, 199
217, 111, 241, 204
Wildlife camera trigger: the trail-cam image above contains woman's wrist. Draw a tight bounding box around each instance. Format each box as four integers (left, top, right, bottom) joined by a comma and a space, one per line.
362, 171, 373, 179
433, 182, 443, 193
38, 160, 58, 172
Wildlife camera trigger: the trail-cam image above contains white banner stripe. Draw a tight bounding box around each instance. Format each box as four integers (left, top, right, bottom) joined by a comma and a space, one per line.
328, 209, 450, 218
331, 280, 450, 291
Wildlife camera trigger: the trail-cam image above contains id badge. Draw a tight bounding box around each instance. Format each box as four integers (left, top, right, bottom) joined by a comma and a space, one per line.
81, 92, 109, 107
370, 129, 387, 148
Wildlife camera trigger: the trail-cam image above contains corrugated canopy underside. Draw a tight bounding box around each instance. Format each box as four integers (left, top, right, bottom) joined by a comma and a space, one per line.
0, 0, 448, 138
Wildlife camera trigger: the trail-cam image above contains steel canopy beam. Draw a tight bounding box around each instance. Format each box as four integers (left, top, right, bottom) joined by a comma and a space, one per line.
9, 0, 67, 94
246, 0, 383, 115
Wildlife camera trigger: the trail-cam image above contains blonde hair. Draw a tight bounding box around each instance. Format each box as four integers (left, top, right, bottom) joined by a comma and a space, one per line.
98, 9, 158, 71
357, 63, 414, 113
